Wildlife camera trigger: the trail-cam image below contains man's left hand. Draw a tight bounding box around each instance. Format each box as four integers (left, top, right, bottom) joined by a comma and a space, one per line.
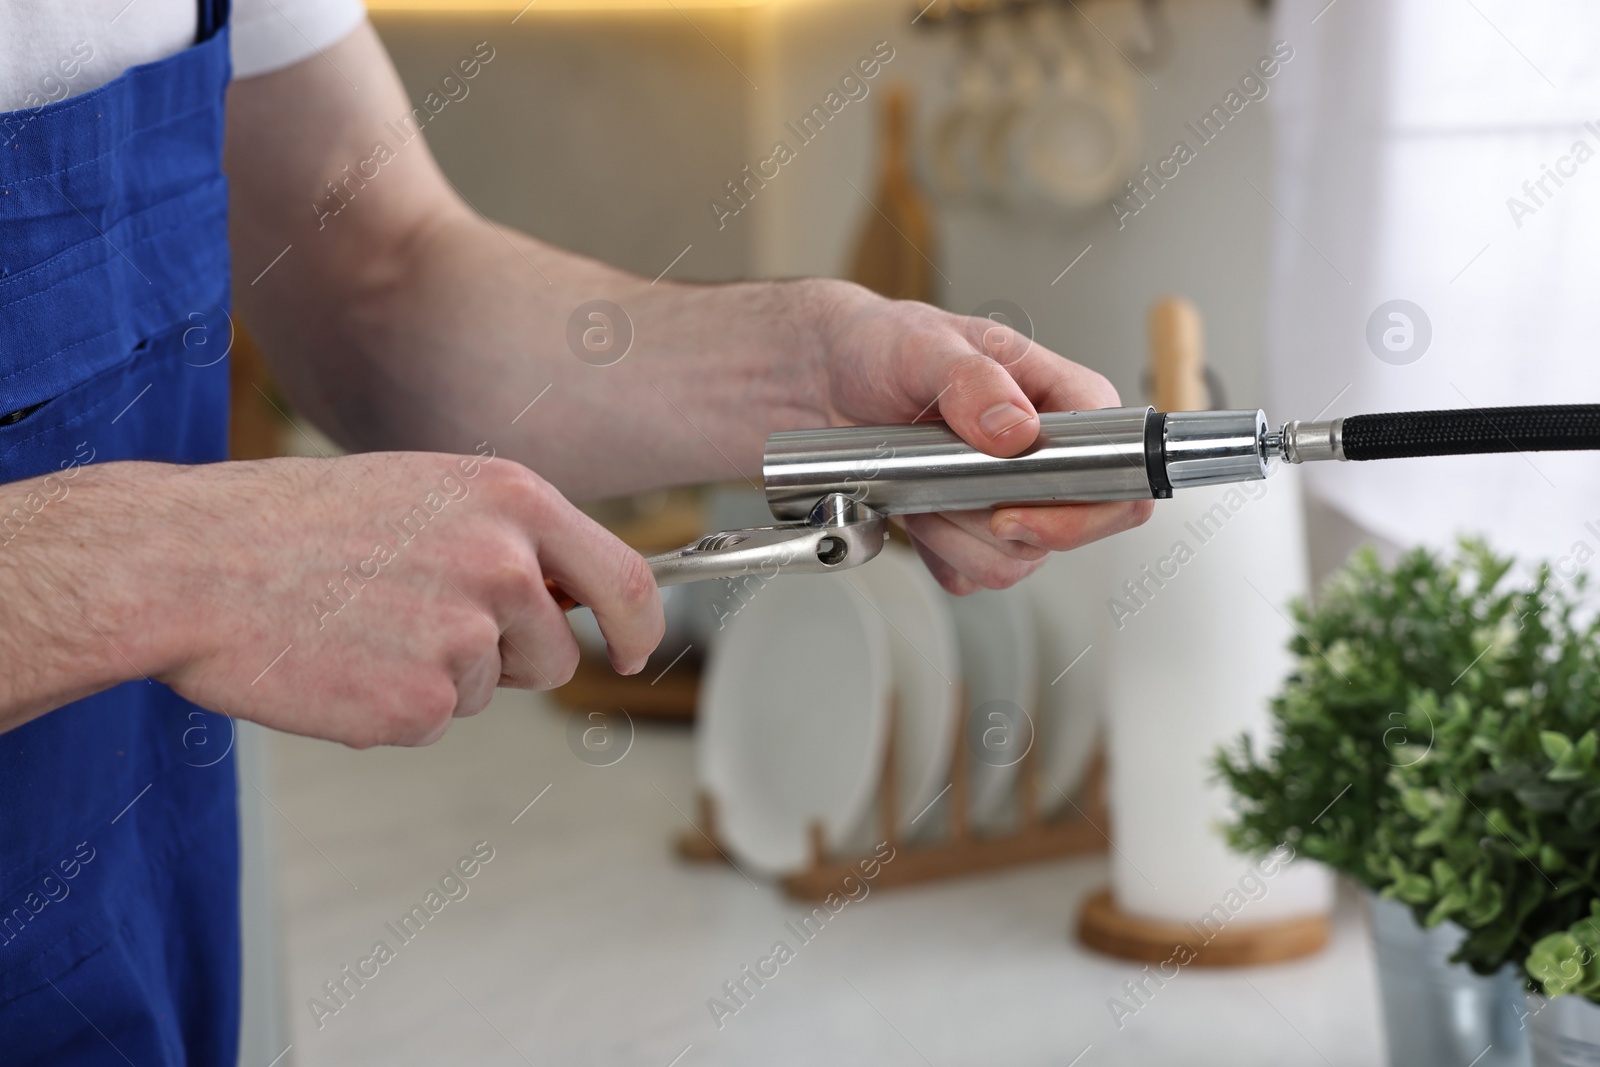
813, 282, 1153, 595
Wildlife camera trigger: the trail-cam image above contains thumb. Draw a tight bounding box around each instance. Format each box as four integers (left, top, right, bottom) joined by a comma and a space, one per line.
929, 348, 1040, 458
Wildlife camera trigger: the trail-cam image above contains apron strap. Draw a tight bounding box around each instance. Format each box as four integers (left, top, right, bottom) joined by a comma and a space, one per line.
196, 0, 231, 43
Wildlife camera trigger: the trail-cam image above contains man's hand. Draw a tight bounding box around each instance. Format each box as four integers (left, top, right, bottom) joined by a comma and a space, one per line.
813, 282, 1153, 594
0, 455, 661, 747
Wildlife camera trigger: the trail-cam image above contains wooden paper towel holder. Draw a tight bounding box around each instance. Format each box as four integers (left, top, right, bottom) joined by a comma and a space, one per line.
1077, 890, 1330, 967
1073, 297, 1330, 967
676, 697, 1111, 901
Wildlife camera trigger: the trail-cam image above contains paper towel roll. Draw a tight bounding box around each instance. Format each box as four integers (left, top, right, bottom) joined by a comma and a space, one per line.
1103, 463, 1332, 924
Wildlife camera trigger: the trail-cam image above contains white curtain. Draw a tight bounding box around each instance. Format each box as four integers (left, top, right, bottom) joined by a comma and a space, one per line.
1268, 0, 1600, 567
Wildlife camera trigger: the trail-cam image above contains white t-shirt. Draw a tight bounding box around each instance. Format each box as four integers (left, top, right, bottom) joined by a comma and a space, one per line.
0, 0, 366, 111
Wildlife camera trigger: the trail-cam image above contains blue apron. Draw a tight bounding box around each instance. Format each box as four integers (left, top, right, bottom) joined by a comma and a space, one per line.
0, 2, 241, 1063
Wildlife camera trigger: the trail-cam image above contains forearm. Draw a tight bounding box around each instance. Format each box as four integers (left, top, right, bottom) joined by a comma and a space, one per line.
257, 215, 832, 500
0, 464, 193, 731
228, 24, 835, 501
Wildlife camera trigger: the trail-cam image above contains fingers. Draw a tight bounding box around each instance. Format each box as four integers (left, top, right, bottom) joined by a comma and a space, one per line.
467, 463, 661, 682
980, 323, 1123, 416
899, 498, 1153, 596
899, 513, 1049, 592
939, 509, 1050, 563
989, 499, 1154, 551
911, 342, 1042, 458
515, 485, 663, 677
859, 307, 1147, 596
903, 528, 977, 596
497, 573, 584, 691
452, 652, 503, 717
907, 315, 1125, 462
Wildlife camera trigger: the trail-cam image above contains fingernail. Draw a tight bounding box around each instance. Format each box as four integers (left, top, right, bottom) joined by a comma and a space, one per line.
995, 520, 1042, 547
979, 402, 1032, 439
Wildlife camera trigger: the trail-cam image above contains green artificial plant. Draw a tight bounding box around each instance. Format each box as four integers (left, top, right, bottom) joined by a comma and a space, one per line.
1528, 902, 1600, 999
1217, 540, 1600, 985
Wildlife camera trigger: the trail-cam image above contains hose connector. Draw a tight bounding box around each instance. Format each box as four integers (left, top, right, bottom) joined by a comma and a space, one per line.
1274, 419, 1346, 464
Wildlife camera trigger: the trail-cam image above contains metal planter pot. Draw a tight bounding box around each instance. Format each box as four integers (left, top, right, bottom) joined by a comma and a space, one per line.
1528, 994, 1600, 1066
1369, 892, 1531, 1067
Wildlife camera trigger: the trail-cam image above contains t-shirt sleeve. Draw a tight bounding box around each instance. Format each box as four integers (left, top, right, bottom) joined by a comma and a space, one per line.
230, 0, 367, 80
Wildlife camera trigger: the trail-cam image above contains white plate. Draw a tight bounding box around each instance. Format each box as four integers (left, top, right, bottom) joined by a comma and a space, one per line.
945, 586, 1038, 830
845, 546, 961, 838
1026, 546, 1108, 815
698, 575, 891, 877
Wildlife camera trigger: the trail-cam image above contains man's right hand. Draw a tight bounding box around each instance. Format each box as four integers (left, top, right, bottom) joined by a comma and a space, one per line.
0, 452, 663, 747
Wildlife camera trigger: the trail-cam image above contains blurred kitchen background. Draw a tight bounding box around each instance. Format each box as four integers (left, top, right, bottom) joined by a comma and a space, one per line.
232, 1, 1600, 1065
364, 0, 1275, 404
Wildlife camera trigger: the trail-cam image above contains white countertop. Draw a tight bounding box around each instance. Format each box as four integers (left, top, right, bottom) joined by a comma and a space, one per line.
262, 688, 1386, 1067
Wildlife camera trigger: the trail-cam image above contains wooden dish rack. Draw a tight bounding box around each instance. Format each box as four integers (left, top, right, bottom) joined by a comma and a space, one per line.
676, 699, 1110, 900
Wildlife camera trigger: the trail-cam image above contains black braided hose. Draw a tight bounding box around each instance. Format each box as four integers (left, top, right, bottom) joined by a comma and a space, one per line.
1340, 404, 1600, 461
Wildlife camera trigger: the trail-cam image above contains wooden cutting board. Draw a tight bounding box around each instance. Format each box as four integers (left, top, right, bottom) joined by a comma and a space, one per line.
848, 84, 939, 303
